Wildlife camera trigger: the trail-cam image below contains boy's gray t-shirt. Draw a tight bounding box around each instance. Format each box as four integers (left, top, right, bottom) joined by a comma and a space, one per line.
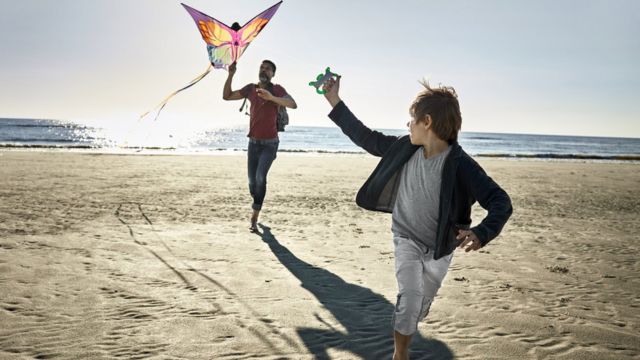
391, 146, 451, 251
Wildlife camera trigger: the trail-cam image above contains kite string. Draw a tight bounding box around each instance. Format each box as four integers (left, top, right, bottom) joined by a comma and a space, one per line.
139, 63, 214, 122
119, 64, 214, 151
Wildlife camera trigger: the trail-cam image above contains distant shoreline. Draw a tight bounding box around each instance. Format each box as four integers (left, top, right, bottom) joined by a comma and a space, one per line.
2, 120, 639, 161
2, 144, 639, 162
1, 117, 639, 140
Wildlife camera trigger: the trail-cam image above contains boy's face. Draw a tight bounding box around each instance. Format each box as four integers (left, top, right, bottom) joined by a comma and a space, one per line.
407, 115, 430, 146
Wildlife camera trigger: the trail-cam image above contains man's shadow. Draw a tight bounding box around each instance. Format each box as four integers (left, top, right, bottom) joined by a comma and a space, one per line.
257, 224, 454, 360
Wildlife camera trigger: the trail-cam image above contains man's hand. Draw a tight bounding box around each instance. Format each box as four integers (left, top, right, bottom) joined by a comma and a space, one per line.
456, 229, 482, 252
227, 62, 237, 77
222, 62, 242, 100
322, 76, 342, 108
256, 88, 274, 101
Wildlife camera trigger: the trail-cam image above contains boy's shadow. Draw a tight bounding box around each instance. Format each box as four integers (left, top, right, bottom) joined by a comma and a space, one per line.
257, 224, 453, 360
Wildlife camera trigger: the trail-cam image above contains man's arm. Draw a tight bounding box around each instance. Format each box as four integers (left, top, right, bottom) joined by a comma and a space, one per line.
256, 89, 297, 109
222, 62, 245, 101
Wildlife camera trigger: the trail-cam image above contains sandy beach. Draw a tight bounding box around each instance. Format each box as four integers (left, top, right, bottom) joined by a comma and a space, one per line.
0, 150, 638, 359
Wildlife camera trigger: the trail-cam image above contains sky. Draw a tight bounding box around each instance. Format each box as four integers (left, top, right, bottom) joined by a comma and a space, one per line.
0, 0, 639, 138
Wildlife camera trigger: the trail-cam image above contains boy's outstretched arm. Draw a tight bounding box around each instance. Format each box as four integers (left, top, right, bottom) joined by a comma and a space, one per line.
323, 77, 398, 157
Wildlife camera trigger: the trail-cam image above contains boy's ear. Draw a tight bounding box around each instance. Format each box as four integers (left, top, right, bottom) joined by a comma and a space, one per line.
422, 115, 432, 130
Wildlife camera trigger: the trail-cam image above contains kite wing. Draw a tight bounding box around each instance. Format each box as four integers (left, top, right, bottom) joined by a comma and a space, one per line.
182, 1, 282, 69
140, 2, 282, 122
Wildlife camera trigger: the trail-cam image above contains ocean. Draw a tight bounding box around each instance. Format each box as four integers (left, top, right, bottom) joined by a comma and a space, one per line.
1, 118, 639, 160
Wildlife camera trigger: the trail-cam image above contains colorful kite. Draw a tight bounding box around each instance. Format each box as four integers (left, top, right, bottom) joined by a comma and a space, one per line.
141, 1, 283, 121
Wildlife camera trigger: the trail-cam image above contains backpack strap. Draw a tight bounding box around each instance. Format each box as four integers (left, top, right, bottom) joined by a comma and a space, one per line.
239, 84, 258, 114
239, 98, 247, 113
267, 83, 282, 110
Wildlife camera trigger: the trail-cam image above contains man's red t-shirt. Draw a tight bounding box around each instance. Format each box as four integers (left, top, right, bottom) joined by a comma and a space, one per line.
240, 83, 288, 140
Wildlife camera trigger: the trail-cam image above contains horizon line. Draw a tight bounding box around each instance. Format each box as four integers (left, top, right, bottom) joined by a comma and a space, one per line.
1, 116, 639, 141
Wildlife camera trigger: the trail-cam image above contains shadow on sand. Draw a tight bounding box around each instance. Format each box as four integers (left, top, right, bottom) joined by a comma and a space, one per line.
257, 224, 454, 360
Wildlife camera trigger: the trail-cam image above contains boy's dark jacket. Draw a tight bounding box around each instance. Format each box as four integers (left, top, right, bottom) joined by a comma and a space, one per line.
329, 101, 513, 260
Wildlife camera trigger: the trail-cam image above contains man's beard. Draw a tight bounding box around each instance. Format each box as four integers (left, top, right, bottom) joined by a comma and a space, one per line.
259, 73, 269, 83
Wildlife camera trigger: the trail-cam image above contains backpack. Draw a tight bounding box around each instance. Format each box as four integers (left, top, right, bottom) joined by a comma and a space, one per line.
276, 106, 289, 132
239, 83, 289, 132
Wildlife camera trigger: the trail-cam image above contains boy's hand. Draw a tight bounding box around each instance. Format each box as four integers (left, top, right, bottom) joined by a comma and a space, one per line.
322, 76, 342, 108
456, 230, 482, 252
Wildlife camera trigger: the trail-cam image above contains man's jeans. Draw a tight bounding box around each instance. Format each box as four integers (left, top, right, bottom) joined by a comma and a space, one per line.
248, 138, 279, 211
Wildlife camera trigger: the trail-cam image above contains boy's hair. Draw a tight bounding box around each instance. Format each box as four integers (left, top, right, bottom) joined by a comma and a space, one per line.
262, 60, 276, 74
410, 81, 462, 144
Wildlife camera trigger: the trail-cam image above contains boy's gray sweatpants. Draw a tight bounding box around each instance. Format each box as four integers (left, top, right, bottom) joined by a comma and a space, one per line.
392, 235, 453, 336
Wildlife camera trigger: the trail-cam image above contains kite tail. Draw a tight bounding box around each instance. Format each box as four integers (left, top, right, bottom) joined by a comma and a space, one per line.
140, 64, 213, 121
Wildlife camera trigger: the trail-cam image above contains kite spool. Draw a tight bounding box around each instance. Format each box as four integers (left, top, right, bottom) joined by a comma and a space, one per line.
308, 67, 339, 94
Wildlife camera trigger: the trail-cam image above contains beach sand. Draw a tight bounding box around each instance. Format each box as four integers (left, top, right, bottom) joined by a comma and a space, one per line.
0, 150, 638, 359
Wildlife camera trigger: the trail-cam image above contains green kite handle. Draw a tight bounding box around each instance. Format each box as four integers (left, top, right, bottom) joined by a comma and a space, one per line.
308, 67, 338, 95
